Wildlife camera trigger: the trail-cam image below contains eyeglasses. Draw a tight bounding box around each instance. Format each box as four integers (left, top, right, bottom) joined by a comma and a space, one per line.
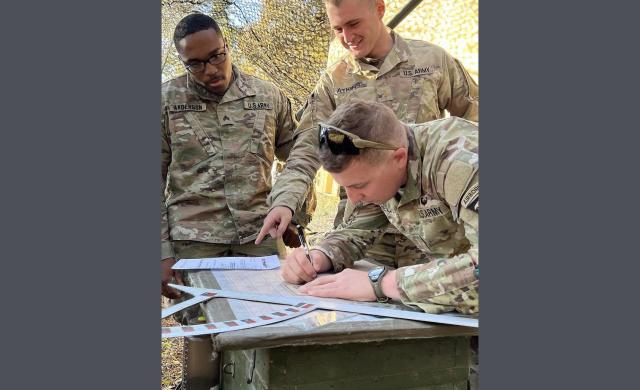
318, 123, 400, 155
183, 45, 227, 73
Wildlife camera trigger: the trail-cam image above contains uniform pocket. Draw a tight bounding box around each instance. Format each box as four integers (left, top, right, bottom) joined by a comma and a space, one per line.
168, 111, 217, 170
248, 111, 274, 165
413, 75, 441, 122
414, 200, 468, 256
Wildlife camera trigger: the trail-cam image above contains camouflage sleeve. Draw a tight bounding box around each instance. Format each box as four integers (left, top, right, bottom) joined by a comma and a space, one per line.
395, 241, 478, 314
271, 89, 318, 226
161, 108, 175, 260
438, 53, 479, 122
268, 73, 336, 213
396, 118, 479, 314
273, 89, 296, 161
395, 183, 479, 314
312, 201, 389, 272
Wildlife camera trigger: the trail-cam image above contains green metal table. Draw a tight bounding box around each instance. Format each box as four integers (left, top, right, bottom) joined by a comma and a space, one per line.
186, 262, 477, 390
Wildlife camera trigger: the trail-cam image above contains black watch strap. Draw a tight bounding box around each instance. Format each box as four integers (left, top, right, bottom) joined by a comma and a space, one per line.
369, 266, 389, 303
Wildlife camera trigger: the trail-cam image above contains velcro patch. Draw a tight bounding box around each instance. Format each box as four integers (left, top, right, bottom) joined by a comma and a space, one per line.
461, 183, 479, 209
168, 103, 206, 112
401, 65, 440, 77
443, 160, 475, 208
376, 85, 394, 102
244, 101, 273, 110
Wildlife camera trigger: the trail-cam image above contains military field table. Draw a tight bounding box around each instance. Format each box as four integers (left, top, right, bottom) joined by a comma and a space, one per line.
186, 260, 477, 390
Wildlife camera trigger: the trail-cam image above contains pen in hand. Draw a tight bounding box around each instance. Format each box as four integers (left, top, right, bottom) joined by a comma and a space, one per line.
295, 224, 314, 268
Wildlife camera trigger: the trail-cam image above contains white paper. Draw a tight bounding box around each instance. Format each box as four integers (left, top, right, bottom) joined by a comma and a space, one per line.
172, 255, 280, 270
161, 291, 218, 319
182, 260, 478, 329
162, 302, 316, 338
172, 284, 478, 328
207, 261, 385, 329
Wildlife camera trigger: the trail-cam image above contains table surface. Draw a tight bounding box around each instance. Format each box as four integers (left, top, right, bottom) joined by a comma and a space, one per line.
186, 261, 478, 352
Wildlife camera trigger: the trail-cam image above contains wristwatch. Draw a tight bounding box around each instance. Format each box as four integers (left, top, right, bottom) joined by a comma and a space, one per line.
368, 266, 389, 303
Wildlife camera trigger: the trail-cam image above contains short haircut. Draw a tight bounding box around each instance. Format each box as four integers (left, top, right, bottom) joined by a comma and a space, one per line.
325, 0, 377, 8
173, 13, 223, 48
319, 99, 407, 173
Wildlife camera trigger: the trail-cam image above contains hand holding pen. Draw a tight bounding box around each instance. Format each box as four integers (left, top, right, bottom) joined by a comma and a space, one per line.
280, 224, 332, 284
295, 224, 313, 267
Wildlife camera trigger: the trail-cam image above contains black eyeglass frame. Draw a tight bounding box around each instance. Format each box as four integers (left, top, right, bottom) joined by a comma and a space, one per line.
318, 123, 400, 155
182, 44, 228, 74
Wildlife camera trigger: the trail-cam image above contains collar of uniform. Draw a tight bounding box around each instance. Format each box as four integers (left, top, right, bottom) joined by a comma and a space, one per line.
345, 53, 372, 77
397, 124, 421, 208
186, 65, 256, 103
378, 31, 411, 78
187, 73, 220, 102
220, 65, 257, 104
347, 31, 410, 78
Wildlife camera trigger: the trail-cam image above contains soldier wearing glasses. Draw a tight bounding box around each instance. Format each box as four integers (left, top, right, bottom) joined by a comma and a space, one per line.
283, 100, 479, 317
161, 13, 302, 390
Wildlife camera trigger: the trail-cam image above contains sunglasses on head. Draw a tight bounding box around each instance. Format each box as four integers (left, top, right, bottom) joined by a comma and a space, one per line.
318, 123, 400, 155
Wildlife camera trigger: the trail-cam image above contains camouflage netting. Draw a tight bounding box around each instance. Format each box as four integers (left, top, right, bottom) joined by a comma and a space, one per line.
384, 0, 478, 81
162, 0, 478, 111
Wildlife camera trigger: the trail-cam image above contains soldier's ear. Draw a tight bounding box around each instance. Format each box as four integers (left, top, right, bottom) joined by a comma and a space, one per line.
391, 147, 407, 167
376, 0, 385, 19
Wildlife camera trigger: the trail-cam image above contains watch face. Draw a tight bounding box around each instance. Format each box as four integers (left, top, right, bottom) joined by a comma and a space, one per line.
369, 267, 384, 282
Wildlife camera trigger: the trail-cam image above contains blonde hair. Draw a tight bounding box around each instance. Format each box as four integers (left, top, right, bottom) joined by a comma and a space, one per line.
325, 0, 377, 8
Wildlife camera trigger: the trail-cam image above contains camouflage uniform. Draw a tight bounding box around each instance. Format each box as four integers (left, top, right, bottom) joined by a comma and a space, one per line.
314, 117, 479, 314
162, 65, 297, 260
162, 66, 301, 390
267, 31, 478, 265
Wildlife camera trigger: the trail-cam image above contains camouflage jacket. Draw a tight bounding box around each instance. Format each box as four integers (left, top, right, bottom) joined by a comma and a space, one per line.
267, 32, 479, 213
161, 66, 296, 259
314, 118, 479, 314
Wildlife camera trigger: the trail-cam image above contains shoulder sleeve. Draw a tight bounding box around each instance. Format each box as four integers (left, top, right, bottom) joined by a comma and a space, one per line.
424, 117, 479, 222
393, 118, 479, 314
267, 73, 335, 212
274, 88, 296, 161
161, 104, 174, 260
438, 51, 479, 121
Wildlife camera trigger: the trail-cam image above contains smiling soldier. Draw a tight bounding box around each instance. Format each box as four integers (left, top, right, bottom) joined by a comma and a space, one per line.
257, 0, 478, 272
